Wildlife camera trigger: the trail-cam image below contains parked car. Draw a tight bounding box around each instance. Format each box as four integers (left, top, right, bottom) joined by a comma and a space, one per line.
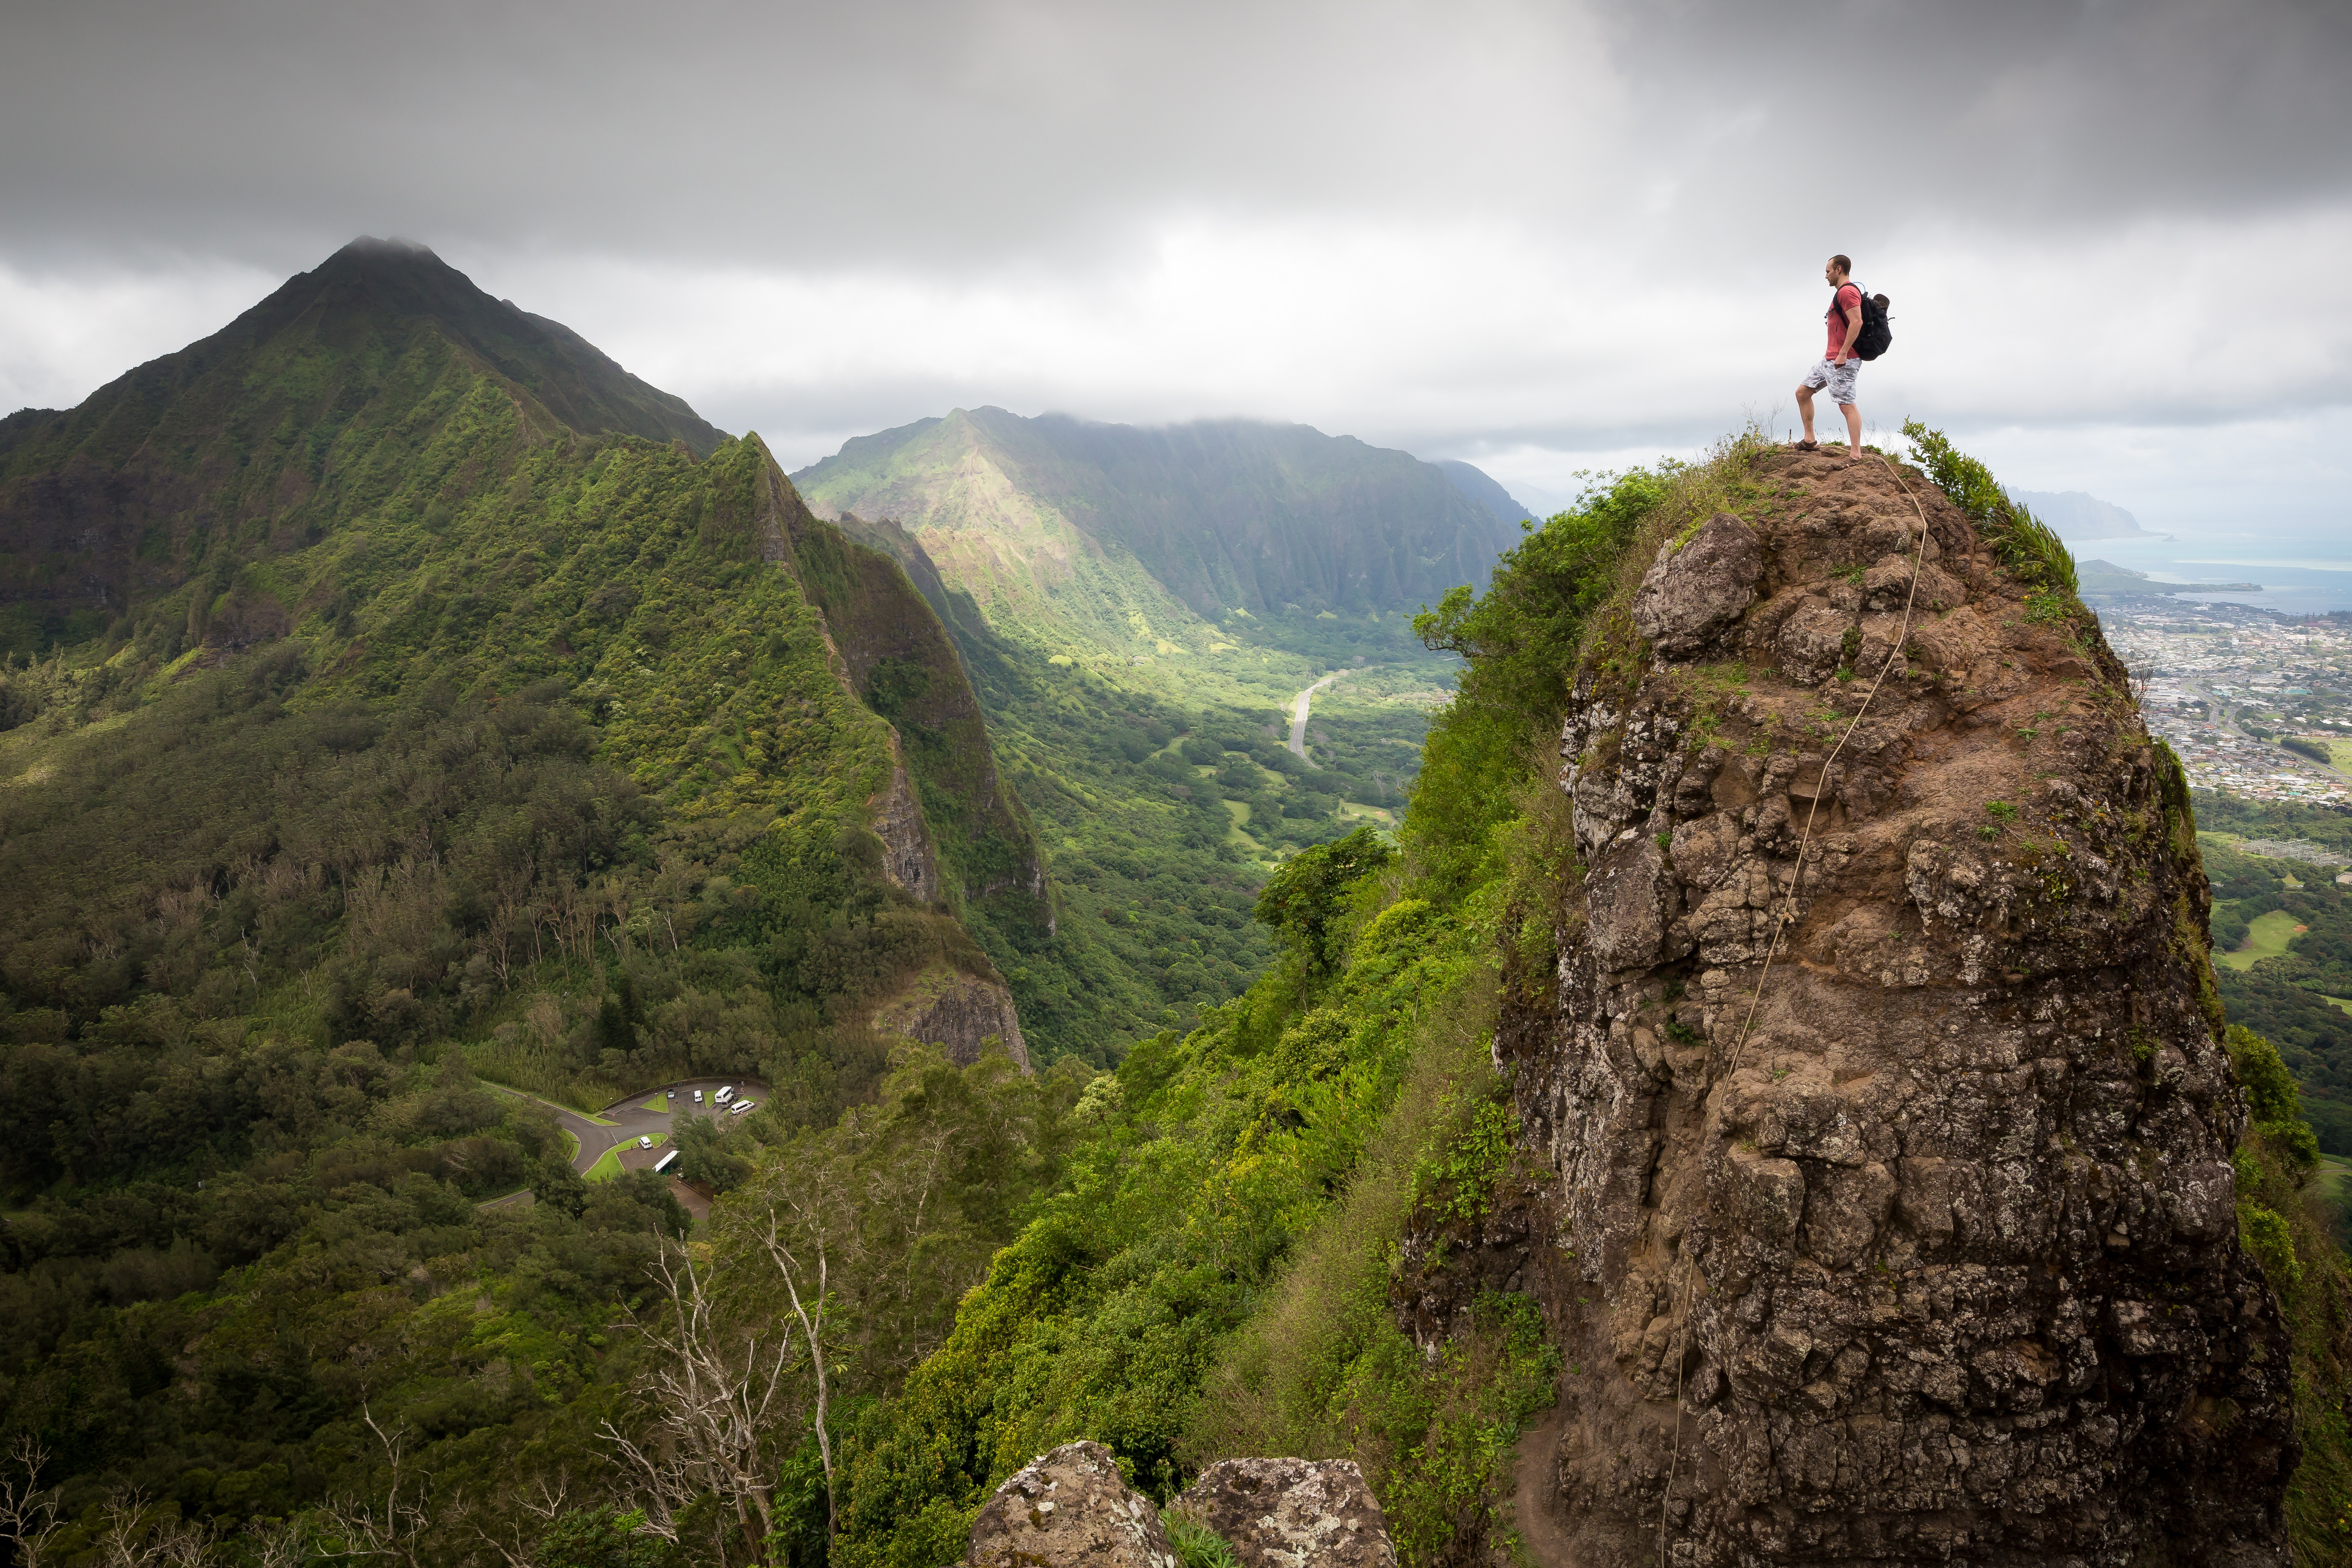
715, 1086, 734, 1105
639, 1136, 653, 1150
693, 1089, 703, 1104
730, 1100, 756, 1116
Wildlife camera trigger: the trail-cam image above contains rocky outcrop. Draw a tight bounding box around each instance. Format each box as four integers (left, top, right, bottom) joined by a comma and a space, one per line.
1175, 1457, 1397, 1568
967, 1441, 1176, 1568
1630, 510, 1764, 659
869, 749, 943, 903
1507, 451, 2294, 1566
871, 962, 1030, 1070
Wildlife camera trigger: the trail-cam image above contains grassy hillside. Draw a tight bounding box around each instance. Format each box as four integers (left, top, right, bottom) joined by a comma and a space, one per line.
793, 407, 1519, 624
0, 244, 1087, 1558
0, 238, 723, 659
791, 406, 1484, 736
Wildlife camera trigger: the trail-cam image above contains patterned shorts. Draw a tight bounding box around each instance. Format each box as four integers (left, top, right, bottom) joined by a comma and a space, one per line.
1802, 356, 1861, 405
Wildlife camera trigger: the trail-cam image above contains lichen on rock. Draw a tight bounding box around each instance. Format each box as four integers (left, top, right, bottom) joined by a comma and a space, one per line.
1508, 450, 2295, 1565
1174, 1457, 1397, 1568
967, 1440, 1177, 1568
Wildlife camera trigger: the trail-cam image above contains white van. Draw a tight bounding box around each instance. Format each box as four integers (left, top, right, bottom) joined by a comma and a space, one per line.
714, 1086, 733, 1106
730, 1100, 756, 1116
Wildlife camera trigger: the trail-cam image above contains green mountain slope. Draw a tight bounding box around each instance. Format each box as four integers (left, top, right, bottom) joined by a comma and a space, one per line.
0, 241, 1105, 1552
0, 238, 1078, 1121
791, 408, 1522, 1049
0, 237, 725, 657
792, 406, 1520, 659
1434, 457, 1537, 526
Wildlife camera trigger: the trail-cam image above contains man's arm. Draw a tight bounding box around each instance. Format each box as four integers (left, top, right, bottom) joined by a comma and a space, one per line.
1835, 294, 1862, 363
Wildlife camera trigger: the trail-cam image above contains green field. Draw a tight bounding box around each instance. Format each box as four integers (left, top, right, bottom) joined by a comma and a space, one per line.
584, 1131, 666, 1183
2219, 908, 2306, 971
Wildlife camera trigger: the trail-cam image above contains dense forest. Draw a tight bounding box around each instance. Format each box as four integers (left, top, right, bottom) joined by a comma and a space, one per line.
2193, 796, 2352, 1154
4, 242, 2346, 1566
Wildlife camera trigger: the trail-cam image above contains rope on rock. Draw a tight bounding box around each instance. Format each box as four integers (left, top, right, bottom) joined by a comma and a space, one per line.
1652, 454, 1937, 1567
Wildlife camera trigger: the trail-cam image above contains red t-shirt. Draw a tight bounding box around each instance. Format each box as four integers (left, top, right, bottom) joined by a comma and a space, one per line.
1825, 283, 1862, 359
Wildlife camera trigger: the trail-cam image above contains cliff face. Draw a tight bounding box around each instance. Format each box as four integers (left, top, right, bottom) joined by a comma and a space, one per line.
871, 962, 1031, 1071
748, 461, 1049, 932
1510, 452, 2293, 1565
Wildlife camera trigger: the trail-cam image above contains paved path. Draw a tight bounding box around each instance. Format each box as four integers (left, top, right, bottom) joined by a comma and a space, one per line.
486, 1077, 771, 1175
1287, 674, 1340, 760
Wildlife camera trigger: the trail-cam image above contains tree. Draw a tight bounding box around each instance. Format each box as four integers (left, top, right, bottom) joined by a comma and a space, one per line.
0, 1436, 59, 1567
312, 1406, 434, 1568
1253, 826, 1394, 977
670, 1114, 749, 1194
531, 1507, 673, 1568
533, 1150, 589, 1217
602, 1245, 796, 1566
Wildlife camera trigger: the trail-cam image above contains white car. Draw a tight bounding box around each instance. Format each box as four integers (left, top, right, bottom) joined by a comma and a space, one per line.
714, 1086, 733, 1105
692, 1090, 703, 1104
730, 1100, 756, 1116
638, 1136, 653, 1150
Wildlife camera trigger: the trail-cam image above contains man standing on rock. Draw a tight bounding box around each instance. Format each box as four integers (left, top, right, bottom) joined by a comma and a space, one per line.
1795, 254, 1865, 459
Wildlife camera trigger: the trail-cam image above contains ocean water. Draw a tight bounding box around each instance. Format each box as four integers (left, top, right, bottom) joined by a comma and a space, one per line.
2068, 532, 2352, 616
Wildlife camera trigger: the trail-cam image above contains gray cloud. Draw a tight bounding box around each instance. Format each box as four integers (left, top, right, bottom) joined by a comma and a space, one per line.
5, 0, 2342, 270
2, 0, 2347, 530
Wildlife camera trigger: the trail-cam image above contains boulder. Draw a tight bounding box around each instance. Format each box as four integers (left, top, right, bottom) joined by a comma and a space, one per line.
1174, 1458, 1396, 1568
967, 1441, 1176, 1568
1630, 510, 1763, 659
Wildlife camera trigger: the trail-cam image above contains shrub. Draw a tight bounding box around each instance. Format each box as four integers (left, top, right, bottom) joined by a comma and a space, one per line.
1901, 420, 2079, 597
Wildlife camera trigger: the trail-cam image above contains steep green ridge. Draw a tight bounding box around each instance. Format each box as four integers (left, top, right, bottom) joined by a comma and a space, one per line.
0, 237, 724, 658
791, 407, 1513, 684
1434, 457, 1537, 527
0, 244, 1078, 1547
792, 407, 1510, 1042
794, 408, 1517, 621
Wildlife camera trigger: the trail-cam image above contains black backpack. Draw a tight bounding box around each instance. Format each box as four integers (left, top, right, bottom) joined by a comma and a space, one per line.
1840, 284, 1893, 361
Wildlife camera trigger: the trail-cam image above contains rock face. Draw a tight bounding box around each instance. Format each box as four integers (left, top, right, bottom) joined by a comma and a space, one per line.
869, 751, 943, 903
1630, 510, 1764, 659
1175, 1458, 1397, 1568
871, 962, 1031, 1070
967, 1440, 1176, 1568
1508, 451, 2294, 1565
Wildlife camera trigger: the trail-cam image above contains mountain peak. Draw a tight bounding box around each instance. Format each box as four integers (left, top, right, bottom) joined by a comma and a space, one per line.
331, 234, 444, 262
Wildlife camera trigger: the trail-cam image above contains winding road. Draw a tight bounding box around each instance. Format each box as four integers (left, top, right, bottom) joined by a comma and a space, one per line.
1288, 674, 1341, 760
484, 1076, 769, 1178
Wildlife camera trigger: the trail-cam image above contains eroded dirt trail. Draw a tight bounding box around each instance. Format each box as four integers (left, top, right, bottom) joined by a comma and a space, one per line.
1512, 1401, 1575, 1567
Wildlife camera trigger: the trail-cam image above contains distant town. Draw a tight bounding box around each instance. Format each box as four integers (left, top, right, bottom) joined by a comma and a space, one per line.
2098, 598, 2352, 805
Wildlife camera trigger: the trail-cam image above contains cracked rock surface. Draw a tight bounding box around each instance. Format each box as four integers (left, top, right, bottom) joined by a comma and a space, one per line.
967, 1440, 1177, 1568
1506, 451, 2294, 1566
1175, 1457, 1398, 1568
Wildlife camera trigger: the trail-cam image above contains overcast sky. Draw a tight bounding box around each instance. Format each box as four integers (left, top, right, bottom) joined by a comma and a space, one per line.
4, 0, 2348, 534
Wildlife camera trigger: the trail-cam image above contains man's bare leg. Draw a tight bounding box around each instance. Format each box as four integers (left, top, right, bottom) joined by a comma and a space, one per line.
1795, 384, 1817, 445
1839, 401, 1862, 459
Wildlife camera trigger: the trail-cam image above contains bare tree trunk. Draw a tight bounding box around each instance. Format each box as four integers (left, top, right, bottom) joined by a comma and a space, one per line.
600, 1244, 791, 1561
0, 1435, 60, 1568
762, 1215, 838, 1534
